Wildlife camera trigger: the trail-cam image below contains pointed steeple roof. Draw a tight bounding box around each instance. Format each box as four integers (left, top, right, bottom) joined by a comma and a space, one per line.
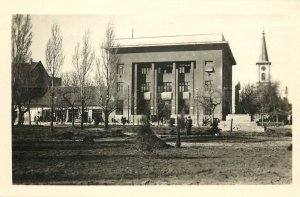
258, 30, 270, 62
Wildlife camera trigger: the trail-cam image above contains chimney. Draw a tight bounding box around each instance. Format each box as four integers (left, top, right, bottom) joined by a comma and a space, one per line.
30, 58, 33, 64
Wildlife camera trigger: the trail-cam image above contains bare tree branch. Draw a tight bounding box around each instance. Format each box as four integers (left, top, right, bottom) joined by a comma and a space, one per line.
72, 30, 95, 129
45, 23, 65, 131
95, 22, 120, 129
11, 14, 33, 126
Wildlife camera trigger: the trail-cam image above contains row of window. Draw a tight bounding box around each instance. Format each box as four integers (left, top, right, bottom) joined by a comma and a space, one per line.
117, 80, 212, 93
138, 81, 211, 93
117, 61, 214, 75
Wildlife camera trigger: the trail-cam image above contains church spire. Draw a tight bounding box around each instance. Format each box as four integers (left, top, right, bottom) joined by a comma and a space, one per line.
259, 30, 269, 62
256, 30, 271, 84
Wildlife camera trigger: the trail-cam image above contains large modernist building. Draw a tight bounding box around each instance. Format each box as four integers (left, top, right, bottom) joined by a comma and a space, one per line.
20, 34, 236, 125
113, 34, 236, 124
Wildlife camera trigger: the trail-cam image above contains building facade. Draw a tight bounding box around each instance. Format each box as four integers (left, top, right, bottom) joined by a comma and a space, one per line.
20, 34, 236, 126
113, 34, 236, 124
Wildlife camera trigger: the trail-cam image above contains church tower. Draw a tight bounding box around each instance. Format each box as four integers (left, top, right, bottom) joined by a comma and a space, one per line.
256, 30, 271, 84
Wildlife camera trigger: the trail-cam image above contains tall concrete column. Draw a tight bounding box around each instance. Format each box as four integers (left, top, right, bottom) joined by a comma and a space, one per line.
151, 63, 155, 115
190, 62, 194, 115
154, 67, 157, 116
134, 63, 138, 115
171, 63, 177, 115
65, 108, 69, 123
175, 66, 179, 116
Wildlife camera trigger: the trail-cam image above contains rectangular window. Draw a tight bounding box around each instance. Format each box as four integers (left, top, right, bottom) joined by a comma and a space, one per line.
179, 66, 185, 74
158, 67, 161, 74
158, 82, 172, 92
117, 64, 124, 75
117, 82, 124, 93
157, 85, 164, 93
164, 82, 172, 92
141, 67, 150, 75
166, 64, 173, 73
179, 63, 191, 74
179, 82, 190, 92
116, 100, 124, 115
204, 80, 212, 91
141, 82, 151, 92
205, 61, 214, 72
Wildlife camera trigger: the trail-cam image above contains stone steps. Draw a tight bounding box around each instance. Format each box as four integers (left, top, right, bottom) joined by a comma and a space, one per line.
219, 121, 264, 132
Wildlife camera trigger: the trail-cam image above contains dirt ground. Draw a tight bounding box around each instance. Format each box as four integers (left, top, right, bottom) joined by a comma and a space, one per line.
12, 125, 292, 185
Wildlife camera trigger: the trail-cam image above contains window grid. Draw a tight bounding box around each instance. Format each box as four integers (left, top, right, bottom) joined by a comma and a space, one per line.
179, 82, 190, 92
158, 82, 172, 93
141, 82, 151, 92
141, 67, 151, 75
179, 63, 191, 74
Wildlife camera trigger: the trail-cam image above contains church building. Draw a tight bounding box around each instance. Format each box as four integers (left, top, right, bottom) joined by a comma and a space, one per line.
256, 30, 271, 85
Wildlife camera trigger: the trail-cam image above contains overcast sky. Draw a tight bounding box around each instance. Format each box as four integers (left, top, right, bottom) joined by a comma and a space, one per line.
22, 0, 300, 101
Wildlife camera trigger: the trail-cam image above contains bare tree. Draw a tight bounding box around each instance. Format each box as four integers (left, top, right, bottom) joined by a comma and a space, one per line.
73, 30, 95, 129
96, 23, 120, 129
11, 14, 33, 126
45, 23, 65, 132
196, 89, 221, 124
55, 87, 81, 127
61, 71, 79, 87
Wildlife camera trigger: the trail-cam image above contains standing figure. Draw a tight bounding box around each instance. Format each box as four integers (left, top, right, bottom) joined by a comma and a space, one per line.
186, 116, 192, 135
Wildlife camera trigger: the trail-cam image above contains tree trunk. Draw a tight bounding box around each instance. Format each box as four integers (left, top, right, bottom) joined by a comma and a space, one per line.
81, 99, 84, 129
104, 112, 109, 130
50, 90, 54, 132
71, 107, 75, 127
17, 106, 24, 126
12, 105, 17, 127
60, 109, 64, 124
28, 107, 31, 125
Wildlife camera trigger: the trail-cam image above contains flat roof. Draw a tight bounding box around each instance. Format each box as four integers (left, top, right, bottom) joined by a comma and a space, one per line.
114, 33, 236, 65
115, 33, 226, 48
